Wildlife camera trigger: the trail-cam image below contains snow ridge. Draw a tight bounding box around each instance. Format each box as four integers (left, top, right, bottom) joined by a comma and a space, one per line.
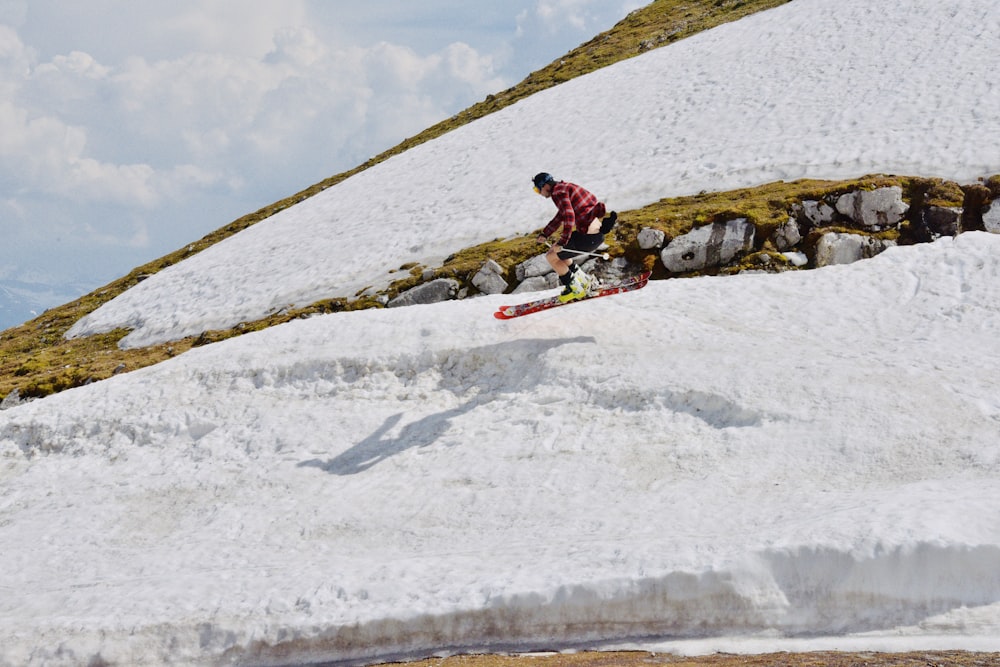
177, 544, 1000, 666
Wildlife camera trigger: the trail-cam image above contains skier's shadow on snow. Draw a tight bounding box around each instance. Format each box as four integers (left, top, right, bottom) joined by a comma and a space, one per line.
298, 336, 594, 476
301, 398, 482, 476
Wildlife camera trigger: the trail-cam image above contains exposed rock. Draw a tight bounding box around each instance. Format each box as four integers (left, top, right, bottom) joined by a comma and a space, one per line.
983, 200, 1000, 233
922, 206, 963, 238
814, 232, 896, 267
798, 200, 837, 226
471, 259, 508, 295
660, 218, 754, 273
595, 257, 633, 284
387, 278, 459, 308
960, 184, 991, 232
835, 186, 908, 230
1, 388, 23, 410
512, 275, 558, 293
772, 217, 802, 251
515, 254, 553, 282
638, 227, 666, 250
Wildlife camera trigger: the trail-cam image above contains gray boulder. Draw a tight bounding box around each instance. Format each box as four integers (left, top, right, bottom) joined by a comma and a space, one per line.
660, 218, 755, 273
471, 259, 508, 295
814, 232, 896, 267
638, 227, 666, 250
772, 217, 802, 251
513, 274, 558, 293
982, 200, 1000, 233
387, 278, 460, 308
515, 254, 553, 281
1, 388, 23, 410
799, 200, 837, 226
835, 186, 908, 230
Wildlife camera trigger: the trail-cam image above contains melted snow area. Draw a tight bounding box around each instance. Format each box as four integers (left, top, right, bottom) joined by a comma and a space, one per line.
3, 1, 1000, 666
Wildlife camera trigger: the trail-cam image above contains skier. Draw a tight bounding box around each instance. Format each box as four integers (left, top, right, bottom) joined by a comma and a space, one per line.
532, 172, 617, 302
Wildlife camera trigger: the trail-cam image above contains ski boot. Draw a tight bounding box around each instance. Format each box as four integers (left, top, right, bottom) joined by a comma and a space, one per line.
557, 269, 593, 303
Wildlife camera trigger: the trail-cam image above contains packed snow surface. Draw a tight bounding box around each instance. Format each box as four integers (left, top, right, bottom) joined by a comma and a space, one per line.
3, 0, 1000, 666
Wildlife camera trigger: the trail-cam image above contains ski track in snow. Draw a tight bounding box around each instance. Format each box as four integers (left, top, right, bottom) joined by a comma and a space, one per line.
3, 0, 1000, 665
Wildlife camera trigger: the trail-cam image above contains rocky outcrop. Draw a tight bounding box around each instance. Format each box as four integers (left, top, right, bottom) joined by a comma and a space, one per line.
388, 179, 999, 308
772, 217, 802, 251
0, 388, 25, 410
923, 206, 963, 239
981, 200, 1000, 233
814, 233, 896, 267
387, 278, 459, 308
661, 218, 755, 273
638, 227, 666, 250
799, 200, 837, 226
834, 187, 908, 230
515, 255, 553, 282
471, 260, 507, 295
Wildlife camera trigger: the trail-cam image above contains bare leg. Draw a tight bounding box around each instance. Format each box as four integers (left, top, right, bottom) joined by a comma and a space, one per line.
544, 246, 572, 276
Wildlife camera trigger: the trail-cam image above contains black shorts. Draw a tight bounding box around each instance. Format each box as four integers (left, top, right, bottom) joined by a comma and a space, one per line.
557, 232, 604, 260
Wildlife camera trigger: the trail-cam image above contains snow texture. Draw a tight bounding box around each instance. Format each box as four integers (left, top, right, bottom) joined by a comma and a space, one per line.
3, 1, 1000, 665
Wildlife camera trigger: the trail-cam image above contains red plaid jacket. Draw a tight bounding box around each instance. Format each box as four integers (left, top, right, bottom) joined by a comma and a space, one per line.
540, 181, 605, 246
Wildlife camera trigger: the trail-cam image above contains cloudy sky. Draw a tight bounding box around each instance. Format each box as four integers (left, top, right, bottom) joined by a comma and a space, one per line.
0, 0, 641, 314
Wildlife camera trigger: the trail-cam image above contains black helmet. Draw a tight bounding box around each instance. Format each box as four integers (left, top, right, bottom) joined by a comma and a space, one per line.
532, 172, 556, 190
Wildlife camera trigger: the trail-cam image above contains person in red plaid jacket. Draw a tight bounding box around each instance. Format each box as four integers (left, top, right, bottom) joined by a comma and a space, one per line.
532, 172, 617, 302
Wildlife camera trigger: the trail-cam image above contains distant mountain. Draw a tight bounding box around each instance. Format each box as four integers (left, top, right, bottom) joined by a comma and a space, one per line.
0, 281, 83, 331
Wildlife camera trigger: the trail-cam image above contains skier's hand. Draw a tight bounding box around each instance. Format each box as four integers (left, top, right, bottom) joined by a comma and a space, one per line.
536, 235, 548, 244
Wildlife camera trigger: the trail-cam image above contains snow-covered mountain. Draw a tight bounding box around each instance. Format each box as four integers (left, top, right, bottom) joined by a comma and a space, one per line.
3, 1, 1000, 665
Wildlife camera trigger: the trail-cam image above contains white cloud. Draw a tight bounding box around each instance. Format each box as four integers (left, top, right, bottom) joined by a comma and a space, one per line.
0, 15, 513, 260
11, 0, 311, 62
0, 23, 28, 97
536, 0, 591, 31
81, 216, 149, 249
0, 100, 157, 206
266, 26, 326, 67
521, 0, 638, 38
444, 42, 505, 88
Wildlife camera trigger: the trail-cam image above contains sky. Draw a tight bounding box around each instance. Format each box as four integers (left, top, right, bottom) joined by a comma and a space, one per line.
0, 0, 642, 327
2, 0, 1000, 664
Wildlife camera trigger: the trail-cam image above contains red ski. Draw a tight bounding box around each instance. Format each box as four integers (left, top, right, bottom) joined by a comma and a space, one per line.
494, 272, 650, 320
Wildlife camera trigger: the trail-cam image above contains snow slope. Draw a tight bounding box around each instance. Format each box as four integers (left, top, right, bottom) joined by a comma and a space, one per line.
3, 1, 1000, 665
3, 232, 1000, 665
66, 0, 1000, 348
